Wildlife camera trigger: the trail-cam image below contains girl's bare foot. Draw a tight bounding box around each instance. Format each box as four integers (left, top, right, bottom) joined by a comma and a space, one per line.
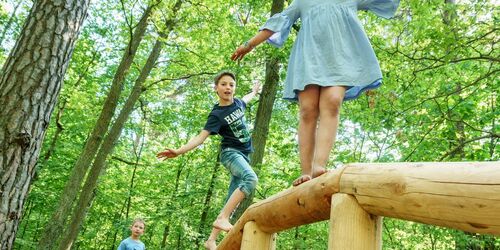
312, 166, 327, 178
213, 218, 233, 232
293, 167, 328, 186
292, 174, 311, 186
204, 239, 216, 250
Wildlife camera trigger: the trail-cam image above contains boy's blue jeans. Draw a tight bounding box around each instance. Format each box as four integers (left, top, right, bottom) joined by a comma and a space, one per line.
220, 148, 258, 202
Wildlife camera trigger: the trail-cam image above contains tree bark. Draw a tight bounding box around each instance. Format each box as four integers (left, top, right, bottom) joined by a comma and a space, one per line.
37, 3, 155, 249
160, 159, 185, 249
195, 150, 221, 248
0, 0, 90, 248
231, 0, 284, 223
58, 2, 183, 248
59, 39, 161, 250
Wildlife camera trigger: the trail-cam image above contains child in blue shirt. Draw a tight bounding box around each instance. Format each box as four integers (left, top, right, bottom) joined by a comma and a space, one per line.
157, 71, 260, 249
117, 218, 146, 250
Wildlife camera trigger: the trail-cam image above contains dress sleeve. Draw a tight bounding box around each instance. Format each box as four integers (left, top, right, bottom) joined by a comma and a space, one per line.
259, 0, 300, 47
357, 0, 400, 19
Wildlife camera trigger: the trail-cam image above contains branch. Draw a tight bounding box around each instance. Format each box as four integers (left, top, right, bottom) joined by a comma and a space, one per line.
111, 156, 146, 166
401, 69, 499, 113
439, 134, 500, 161
144, 71, 215, 89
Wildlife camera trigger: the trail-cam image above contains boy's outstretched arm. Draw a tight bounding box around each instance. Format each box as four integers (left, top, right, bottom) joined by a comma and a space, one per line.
242, 81, 261, 104
157, 130, 210, 160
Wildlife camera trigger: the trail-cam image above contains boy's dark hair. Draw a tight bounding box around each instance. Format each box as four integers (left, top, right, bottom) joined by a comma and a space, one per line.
214, 71, 236, 85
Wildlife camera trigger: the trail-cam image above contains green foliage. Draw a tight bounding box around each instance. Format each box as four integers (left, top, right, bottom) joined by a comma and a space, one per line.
5, 0, 498, 249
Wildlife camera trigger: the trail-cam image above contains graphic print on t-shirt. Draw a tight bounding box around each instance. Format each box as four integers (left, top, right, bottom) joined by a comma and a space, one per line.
223, 107, 250, 143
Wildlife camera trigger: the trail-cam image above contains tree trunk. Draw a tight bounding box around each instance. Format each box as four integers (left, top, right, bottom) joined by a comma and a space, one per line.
160, 159, 185, 249
0, 0, 90, 248
59, 40, 162, 250
231, 0, 284, 222
160, 225, 170, 250
37, 3, 155, 249
58, 2, 182, 247
17, 198, 33, 242
250, 57, 281, 170
195, 150, 221, 248
108, 194, 129, 249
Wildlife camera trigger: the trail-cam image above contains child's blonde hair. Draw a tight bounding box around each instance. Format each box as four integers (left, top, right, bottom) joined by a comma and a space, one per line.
132, 218, 146, 228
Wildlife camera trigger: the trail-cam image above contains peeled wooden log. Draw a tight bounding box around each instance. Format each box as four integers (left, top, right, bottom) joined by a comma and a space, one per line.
219, 162, 499, 249
328, 193, 382, 250
241, 221, 276, 250
217, 168, 343, 250
340, 162, 500, 235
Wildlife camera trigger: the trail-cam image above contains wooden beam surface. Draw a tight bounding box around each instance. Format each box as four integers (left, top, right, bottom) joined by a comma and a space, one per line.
340, 162, 500, 235
217, 168, 343, 250
218, 162, 500, 249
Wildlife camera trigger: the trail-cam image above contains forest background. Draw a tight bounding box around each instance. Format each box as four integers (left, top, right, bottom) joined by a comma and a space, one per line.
0, 0, 498, 249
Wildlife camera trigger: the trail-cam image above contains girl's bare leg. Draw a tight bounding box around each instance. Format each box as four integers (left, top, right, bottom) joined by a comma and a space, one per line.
313, 86, 345, 174
294, 85, 320, 186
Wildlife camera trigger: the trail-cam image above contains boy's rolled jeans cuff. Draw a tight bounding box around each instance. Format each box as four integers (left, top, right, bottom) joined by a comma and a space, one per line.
238, 176, 258, 197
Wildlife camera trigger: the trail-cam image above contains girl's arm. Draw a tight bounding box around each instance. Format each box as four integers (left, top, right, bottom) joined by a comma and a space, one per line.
157, 130, 211, 159
231, 29, 275, 61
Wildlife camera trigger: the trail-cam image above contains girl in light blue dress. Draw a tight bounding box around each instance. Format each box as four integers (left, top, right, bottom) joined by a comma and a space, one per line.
231, 0, 399, 186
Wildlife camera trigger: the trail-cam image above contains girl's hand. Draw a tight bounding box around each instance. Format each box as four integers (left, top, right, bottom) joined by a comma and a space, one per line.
156, 149, 180, 160
231, 44, 253, 61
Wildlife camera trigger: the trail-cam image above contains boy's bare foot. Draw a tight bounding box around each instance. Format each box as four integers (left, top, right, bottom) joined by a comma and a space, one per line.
292, 174, 311, 186
204, 239, 216, 250
213, 218, 233, 232
312, 166, 327, 178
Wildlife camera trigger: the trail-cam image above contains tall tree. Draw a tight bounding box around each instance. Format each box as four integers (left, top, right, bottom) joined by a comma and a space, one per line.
57, 1, 183, 248
231, 0, 285, 222
36, 2, 157, 249
0, 0, 90, 247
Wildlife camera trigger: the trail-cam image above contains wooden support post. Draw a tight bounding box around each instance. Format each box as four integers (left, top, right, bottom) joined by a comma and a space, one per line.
329, 193, 381, 250
241, 221, 276, 250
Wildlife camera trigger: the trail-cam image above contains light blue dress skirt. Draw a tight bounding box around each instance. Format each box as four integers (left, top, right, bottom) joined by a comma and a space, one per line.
260, 0, 399, 101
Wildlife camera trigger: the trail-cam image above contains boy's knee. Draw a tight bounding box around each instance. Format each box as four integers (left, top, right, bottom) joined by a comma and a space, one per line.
249, 175, 258, 190
243, 173, 258, 193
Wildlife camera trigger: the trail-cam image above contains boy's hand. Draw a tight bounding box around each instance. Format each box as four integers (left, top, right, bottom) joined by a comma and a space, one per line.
156, 149, 180, 160
252, 80, 262, 94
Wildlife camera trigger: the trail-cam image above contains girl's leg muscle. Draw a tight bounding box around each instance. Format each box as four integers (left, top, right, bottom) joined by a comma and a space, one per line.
314, 86, 345, 171
294, 85, 320, 186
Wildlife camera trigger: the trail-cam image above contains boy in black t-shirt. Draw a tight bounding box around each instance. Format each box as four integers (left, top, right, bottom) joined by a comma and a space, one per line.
157, 71, 260, 250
